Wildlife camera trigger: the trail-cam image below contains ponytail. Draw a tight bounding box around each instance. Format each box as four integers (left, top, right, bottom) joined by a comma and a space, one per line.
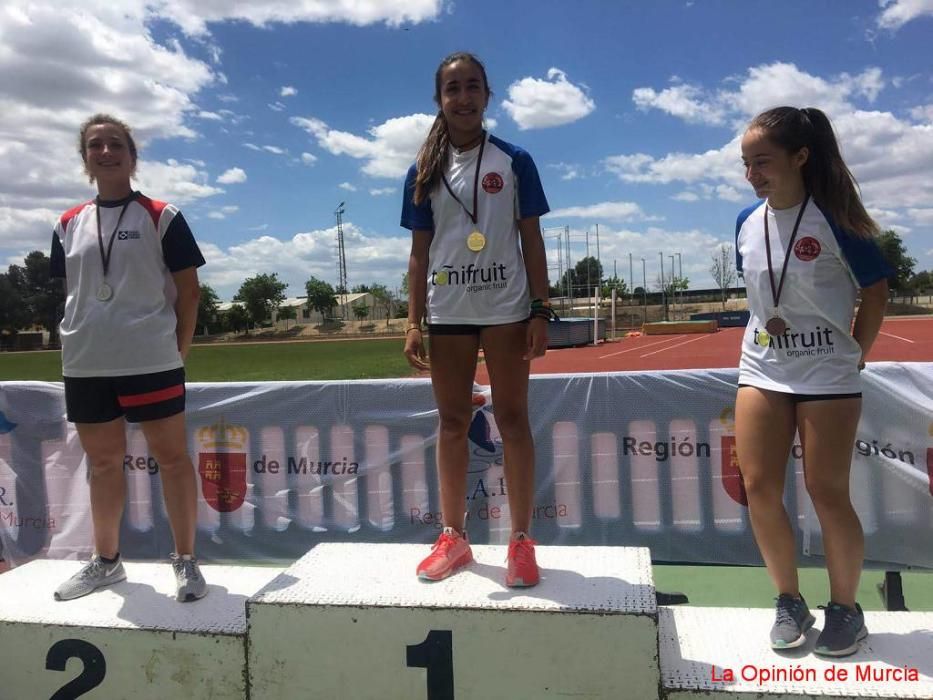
750, 106, 879, 239
414, 111, 449, 206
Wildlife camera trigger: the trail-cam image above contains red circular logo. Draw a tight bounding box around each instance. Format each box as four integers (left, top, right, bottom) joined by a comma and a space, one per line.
482, 172, 504, 193
794, 237, 821, 261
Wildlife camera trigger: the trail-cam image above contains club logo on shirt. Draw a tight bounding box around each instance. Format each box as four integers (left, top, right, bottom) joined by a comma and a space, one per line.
117, 230, 141, 240
751, 325, 836, 357
482, 172, 504, 194
794, 236, 821, 261
431, 262, 509, 293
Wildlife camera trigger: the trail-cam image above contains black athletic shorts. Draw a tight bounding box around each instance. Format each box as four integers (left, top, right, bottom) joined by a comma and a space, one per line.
64, 367, 186, 423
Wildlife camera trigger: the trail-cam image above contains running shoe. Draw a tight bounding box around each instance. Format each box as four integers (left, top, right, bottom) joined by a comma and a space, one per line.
417, 527, 473, 581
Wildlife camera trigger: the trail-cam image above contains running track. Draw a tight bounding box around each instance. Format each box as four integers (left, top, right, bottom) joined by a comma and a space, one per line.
475, 316, 933, 382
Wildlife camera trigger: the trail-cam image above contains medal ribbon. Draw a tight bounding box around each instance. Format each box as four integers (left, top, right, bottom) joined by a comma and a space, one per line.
441, 132, 486, 226
96, 196, 133, 279
764, 194, 810, 315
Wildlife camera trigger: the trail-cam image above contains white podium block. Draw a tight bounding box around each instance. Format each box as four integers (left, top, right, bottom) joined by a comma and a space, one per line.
248, 543, 658, 700
661, 606, 933, 699
0, 560, 282, 700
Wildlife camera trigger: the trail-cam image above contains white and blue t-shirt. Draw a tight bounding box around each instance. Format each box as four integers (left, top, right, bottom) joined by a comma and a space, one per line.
400, 133, 550, 325
50, 191, 205, 377
735, 199, 891, 394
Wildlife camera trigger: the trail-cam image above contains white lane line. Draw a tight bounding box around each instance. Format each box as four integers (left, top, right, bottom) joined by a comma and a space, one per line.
599, 335, 686, 359
880, 331, 915, 344
640, 334, 710, 358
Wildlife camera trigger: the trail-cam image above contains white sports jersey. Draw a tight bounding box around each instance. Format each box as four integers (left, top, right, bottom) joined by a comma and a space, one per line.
400, 133, 549, 324
735, 198, 890, 394
50, 192, 205, 377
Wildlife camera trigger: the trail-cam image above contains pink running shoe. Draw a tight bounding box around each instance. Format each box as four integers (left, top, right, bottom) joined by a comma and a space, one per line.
506, 533, 540, 587
417, 527, 473, 581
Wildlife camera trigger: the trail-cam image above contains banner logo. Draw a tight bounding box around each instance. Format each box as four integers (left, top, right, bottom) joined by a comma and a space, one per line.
794, 236, 821, 261
482, 172, 503, 193
197, 418, 248, 512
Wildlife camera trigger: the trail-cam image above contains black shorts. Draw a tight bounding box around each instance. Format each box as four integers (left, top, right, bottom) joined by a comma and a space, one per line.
428, 320, 529, 336
737, 384, 861, 403
64, 368, 186, 424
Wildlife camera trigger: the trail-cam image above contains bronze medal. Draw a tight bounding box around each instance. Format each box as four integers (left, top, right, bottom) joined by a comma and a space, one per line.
765, 316, 786, 335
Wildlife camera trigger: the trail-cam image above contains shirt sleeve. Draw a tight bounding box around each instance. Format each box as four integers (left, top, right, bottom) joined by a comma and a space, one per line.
734, 202, 760, 276
511, 150, 550, 220
161, 211, 206, 272
400, 163, 434, 231
830, 224, 893, 288
50, 230, 66, 279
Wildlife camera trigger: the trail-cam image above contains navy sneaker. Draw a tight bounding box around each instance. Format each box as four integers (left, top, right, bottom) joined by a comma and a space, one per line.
814, 602, 868, 657
770, 593, 816, 649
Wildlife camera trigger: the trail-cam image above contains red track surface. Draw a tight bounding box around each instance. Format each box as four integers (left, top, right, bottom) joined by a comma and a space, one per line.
476, 316, 933, 382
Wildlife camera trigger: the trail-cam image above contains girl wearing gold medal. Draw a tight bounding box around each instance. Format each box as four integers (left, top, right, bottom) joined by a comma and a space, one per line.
735, 107, 890, 655
49, 114, 208, 603
401, 53, 551, 586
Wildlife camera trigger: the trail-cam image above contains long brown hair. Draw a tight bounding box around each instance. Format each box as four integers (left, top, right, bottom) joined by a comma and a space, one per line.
749, 106, 878, 238
78, 113, 138, 183
413, 52, 491, 205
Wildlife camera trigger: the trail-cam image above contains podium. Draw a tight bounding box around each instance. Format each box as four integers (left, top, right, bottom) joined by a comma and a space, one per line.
0, 560, 281, 699
247, 543, 659, 699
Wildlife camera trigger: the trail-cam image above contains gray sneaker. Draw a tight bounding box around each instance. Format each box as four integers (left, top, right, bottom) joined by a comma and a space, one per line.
814, 602, 868, 657
770, 594, 816, 649
54, 555, 126, 601
171, 554, 207, 602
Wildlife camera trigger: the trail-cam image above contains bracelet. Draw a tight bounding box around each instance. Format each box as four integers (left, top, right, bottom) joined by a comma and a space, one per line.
530, 298, 551, 309
406, 325, 422, 334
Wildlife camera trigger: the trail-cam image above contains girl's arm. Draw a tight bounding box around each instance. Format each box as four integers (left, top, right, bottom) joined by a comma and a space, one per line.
518, 216, 549, 359
404, 230, 432, 369
852, 278, 888, 368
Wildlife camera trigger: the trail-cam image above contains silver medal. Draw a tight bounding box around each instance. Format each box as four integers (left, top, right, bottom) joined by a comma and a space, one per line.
96, 282, 113, 301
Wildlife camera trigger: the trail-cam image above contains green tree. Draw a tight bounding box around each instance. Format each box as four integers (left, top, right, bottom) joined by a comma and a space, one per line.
223, 304, 249, 334
234, 273, 288, 331
352, 301, 369, 322
876, 230, 915, 292
908, 270, 932, 293
400, 271, 410, 296
197, 284, 221, 335
305, 276, 338, 319
9, 252, 65, 344
351, 283, 371, 293
0, 272, 31, 339
277, 305, 297, 330
369, 284, 394, 327
710, 243, 737, 310
601, 274, 628, 298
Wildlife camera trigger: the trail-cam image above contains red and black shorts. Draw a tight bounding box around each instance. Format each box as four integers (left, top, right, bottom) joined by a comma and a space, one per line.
63, 368, 186, 424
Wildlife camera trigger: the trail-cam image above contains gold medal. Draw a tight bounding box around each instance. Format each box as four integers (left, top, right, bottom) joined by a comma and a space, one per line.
467, 230, 486, 252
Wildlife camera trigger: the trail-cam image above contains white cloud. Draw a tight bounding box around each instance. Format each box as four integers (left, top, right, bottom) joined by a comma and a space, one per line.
217, 167, 247, 184
671, 191, 700, 202
268, 101, 286, 112
547, 201, 659, 222
483, 117, 498, 130
262, 145, 286, 155
207, 205, 239, 220
633, 83, 727, 125
877, 0, 933, 31
217, 94, 239, 103
300, 152, 318, 165
339, 182, 358, 191
196, 110, 224, 120
147, 0, 445, 37
548, 162, 582, 181
369, 187, 396, 196
135, 160, 224, 205
0, 1, 221, 252
906, 208, 933, 226
502, 68, 595, 130
243, 143, 262, 151
280, 86, 298, 97
910, 104, 933, 122
292, 113, 435, 178
197, 222, 412, 299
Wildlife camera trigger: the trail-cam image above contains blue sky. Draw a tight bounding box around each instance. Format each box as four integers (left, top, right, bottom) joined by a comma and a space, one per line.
2, 0, 932, 299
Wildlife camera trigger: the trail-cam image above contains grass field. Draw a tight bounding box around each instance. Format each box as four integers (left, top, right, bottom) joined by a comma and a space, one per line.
0, 338, 416, 382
